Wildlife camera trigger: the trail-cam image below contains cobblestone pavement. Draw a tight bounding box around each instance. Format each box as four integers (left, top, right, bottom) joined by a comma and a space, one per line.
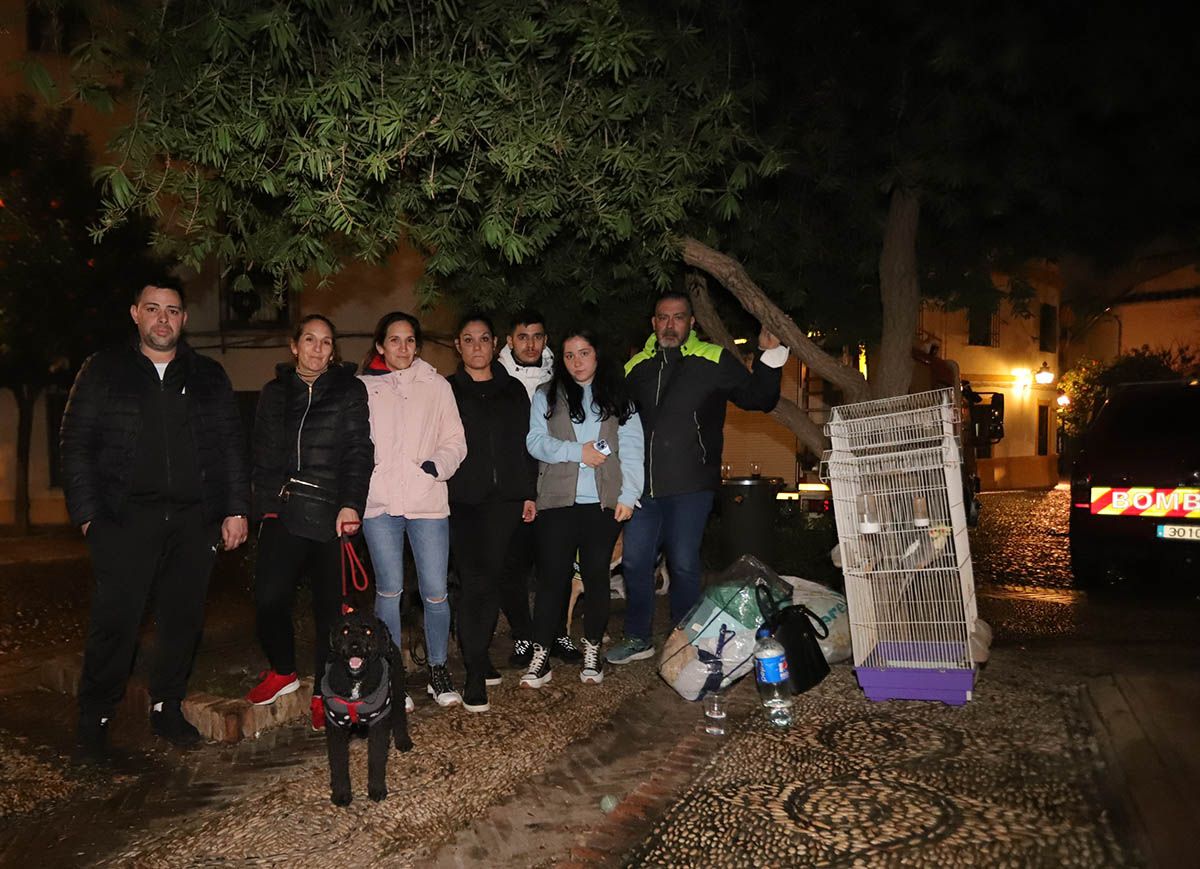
0, 488, 1196, 866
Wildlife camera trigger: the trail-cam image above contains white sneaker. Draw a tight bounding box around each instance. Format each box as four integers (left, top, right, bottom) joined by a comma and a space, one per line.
580, 639, 605, 685
519, 644, 553, 689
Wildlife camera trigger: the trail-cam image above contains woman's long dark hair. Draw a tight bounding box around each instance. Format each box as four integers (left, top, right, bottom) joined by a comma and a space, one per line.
545, 329, 635, 425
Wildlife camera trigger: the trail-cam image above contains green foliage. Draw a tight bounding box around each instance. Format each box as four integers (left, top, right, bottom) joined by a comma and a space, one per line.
78, 0, 767, 313
69, 0, 1200, 372
1059, 346, 1196, 438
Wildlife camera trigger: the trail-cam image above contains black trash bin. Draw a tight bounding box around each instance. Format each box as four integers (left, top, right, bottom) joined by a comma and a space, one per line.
718, 476, 784, 567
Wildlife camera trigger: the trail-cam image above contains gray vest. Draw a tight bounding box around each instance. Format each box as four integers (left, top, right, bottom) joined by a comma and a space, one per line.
537, 386, 622, 510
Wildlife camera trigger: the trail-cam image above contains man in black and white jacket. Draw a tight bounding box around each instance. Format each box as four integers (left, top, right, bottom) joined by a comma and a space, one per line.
496, 309, 582, 667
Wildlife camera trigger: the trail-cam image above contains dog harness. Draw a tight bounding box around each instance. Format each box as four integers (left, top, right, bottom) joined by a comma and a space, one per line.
321, 660, 392, 727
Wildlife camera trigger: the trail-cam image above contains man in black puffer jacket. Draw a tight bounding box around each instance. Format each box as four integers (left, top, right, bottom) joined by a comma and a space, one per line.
60, 285, 250, 757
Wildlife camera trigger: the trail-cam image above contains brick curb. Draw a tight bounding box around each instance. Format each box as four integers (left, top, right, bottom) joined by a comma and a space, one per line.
18, 649, 311, 744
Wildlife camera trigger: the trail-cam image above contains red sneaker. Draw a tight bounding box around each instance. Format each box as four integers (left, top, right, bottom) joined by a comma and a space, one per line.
310, 695, 325, 731
246, 670, 299, 705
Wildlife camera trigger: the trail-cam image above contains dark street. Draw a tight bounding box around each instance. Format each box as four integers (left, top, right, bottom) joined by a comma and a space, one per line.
0, 487, 1195, 866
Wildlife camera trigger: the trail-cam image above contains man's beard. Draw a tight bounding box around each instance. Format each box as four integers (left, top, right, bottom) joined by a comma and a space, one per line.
142, 330, 179, 352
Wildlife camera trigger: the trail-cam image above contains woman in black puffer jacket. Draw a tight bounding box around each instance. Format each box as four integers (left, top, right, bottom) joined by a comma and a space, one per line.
246, 314, 373, 730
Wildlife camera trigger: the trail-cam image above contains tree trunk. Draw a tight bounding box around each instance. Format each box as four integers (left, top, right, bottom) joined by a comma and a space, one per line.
871, 187, 922, 399
12, 383, 41, 536
680, 236, 870, 402
686, 269, 829, 456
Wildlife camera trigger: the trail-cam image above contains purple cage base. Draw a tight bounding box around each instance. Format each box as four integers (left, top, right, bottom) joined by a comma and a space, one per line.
854, 640, 975, 706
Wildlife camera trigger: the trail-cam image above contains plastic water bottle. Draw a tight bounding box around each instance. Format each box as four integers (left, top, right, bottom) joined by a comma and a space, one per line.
754, 627, 793, 728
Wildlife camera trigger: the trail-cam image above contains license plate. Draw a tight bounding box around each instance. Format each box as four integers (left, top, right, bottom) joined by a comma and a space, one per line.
1157, 524, 1200, 541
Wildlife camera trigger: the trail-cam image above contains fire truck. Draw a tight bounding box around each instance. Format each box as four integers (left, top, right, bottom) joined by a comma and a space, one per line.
1069, 379, 1200, 586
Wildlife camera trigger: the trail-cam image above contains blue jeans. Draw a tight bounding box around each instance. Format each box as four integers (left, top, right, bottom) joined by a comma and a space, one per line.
620, 490, 715, 641
362, 514, 451, 667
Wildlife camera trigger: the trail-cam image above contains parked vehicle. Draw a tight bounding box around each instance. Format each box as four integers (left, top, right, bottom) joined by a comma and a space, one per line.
1069, 380, 1200, 587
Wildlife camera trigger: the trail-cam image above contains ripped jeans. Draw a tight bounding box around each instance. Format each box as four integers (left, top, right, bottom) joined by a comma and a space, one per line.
362, 514, 450, 667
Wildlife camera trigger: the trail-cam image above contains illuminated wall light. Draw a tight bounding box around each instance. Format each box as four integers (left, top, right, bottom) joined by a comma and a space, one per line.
1056, 393, 1071, 408
1035, 362, 1055, 385
1011, 367, 1033, 389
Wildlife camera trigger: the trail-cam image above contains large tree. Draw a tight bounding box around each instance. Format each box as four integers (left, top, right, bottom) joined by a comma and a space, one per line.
69, 0, 1200, 453
0, 96, 169, 533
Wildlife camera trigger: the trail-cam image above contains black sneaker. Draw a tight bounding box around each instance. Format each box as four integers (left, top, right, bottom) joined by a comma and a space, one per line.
484, 665, 503, 687
75, 713, 111, 761
519, 644, 553, 689
552, 635, 583, 663
426, 664, 462, 707
150, 701, 201, 747
463, 672, 490, 713
509, 638, 533, 669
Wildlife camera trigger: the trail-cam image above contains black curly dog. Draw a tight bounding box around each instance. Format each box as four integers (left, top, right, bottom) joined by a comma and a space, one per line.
322, 609, 413, 806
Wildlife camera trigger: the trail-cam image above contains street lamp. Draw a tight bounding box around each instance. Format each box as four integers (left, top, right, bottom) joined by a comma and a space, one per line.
1056, 392, 1070, 408
1035, 362, 1055, 385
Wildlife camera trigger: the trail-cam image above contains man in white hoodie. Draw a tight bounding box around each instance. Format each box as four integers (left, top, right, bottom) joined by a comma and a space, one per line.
497, 310, 582, 667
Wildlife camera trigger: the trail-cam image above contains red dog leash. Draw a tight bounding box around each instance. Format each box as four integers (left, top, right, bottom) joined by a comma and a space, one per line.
340, 520, 369, 600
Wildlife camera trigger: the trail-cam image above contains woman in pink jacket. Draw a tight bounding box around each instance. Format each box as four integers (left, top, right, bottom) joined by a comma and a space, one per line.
360, 312, 467, 708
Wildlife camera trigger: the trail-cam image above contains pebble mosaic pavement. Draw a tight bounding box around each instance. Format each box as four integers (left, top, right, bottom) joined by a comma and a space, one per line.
621, 650, 1129, 868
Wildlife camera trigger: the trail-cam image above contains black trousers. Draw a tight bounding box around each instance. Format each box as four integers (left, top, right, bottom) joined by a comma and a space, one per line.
499, 518, 535, 641
79, 503, 219, 717
533, 503, 620, 648
254, 518, 343, 681
450, 500, 525, 674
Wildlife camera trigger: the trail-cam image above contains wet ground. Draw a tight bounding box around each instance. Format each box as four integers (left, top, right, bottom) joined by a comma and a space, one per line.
973, 487, 1075, 589
0, 488, 1196, 866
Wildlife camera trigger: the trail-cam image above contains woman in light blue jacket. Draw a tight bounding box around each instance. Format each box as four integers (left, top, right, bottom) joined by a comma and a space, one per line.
521, 328, 644, 688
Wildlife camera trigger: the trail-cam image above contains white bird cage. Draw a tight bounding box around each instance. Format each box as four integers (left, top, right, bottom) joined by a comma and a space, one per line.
822, 389, 978, 705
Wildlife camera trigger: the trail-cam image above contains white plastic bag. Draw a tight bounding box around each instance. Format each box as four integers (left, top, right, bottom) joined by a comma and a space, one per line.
780, 575, 852, 663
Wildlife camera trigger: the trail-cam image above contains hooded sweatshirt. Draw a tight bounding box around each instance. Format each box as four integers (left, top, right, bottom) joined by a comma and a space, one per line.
497, 344, 554, 401
359, 356, 467, 519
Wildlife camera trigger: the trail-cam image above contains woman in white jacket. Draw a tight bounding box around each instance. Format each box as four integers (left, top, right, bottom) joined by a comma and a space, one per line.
360, 311, 467, 708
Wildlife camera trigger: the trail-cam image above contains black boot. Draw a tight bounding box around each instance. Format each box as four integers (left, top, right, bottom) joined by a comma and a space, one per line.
151, 700, 202, 747
75, 713, 111, 761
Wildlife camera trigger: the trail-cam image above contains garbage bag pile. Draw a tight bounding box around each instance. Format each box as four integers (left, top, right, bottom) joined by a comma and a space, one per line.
659, 555, 852, 701
778, 575, 852, 664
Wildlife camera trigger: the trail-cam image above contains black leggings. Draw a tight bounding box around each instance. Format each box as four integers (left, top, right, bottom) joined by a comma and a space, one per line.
450, 500, 525, 674
254, 519, 342, 680
532, 503, 620, 647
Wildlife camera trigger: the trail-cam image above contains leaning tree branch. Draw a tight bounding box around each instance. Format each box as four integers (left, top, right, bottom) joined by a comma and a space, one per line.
771, 396, 828, 457
680, 236, 870, 402
687, 269, 829, 455
686, 270, 740, 356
